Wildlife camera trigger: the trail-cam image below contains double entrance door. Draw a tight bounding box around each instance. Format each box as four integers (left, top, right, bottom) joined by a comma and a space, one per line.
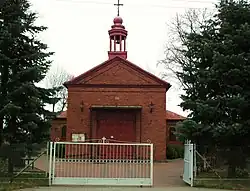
96, 110, 136, 159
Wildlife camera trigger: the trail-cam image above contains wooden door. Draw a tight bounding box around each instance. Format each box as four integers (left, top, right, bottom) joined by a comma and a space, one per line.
96, 111, 136, 159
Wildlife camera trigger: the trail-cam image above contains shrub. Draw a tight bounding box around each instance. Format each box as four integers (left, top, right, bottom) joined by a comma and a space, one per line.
55, 144, 65, 158
166, 144, 184, 159
48, 144, 65, 158
235, 168, 249, 178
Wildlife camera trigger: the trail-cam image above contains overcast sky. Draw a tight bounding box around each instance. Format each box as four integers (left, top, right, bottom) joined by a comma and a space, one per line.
30, 0, 217, 116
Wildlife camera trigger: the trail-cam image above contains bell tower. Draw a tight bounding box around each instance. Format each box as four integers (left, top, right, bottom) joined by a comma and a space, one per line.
108, 0, 127, 59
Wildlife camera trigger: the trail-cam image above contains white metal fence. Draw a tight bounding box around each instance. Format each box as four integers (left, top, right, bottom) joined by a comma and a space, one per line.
183, 140, 196, 187
49, 140, 154, 186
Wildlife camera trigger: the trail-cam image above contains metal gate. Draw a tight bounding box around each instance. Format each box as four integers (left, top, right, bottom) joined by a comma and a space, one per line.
49, 139, 153, 186
183, 140, 195, 187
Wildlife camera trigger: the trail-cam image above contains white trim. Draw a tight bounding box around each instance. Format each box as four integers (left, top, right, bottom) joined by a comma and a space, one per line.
194, 144, 197, 178
48, 142, 53, 186
150, 144, 154, 184
190, 143, 194, 187
183, 140, 195, 187
53, 177, 152, 186
52, 142, 56, 183
54, 141, 152, 146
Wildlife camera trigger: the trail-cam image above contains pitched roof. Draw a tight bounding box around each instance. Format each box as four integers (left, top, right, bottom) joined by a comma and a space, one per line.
166, 110, 186, 120
56, 111, 67, 119
64, 56, 171, 89
55, 110, 185, 120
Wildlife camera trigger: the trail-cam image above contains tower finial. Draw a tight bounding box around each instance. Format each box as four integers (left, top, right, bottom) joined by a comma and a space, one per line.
114, 0, 123, 16
108, 6, 128, 60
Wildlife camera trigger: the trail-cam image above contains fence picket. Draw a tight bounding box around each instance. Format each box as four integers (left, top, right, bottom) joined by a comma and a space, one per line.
49, 140, 153, 186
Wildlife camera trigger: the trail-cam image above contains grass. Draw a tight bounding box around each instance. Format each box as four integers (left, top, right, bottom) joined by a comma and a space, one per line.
0, 179, 49, 191
0, 172, 49, 191
197, 169, 228, 178
195, 179, 250, 190
195, 171, 250, 190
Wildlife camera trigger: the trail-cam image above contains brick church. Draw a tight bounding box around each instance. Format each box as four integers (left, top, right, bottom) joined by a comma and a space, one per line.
50, 14, 185, 161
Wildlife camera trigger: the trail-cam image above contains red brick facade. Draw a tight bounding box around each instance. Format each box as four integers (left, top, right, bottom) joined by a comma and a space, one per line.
50, 16, 187, 161
62, 57, 169, 161
51, 109, 186, 160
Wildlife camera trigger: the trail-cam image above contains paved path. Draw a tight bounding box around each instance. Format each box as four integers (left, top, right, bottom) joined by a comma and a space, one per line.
21, 159, 227, 191
154, 159, 185, 187
35, 156, 185, 187
20, 186, 230, 191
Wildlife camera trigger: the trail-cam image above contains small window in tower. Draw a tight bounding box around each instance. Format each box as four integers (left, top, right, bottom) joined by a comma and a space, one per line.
61, 125, 67, 139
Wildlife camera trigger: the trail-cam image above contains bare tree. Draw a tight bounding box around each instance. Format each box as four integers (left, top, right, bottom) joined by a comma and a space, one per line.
158, 8, 214, 89
44, 64, 74, 113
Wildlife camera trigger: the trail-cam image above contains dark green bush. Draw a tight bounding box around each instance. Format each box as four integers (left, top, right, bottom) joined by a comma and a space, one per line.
48, 144, 65, 158
235, 168, 249, 178
55, 144, 65, 158
166, 144, 184, 159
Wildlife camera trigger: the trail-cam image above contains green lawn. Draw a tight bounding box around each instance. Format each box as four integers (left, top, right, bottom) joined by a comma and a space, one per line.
195, 179, 250, 190
195, 170, 250, 190
0, 173, 49, 191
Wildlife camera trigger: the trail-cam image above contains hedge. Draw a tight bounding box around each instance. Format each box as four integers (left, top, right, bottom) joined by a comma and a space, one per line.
166, 144, 184, 159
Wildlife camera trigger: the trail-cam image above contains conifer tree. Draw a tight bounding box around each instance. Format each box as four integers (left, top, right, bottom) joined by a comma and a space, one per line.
0, 0, 54, 173
165, 0, 250, 177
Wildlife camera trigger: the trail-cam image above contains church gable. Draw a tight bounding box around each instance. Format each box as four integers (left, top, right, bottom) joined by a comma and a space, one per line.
66, 57, 170, 88
80, 61, 159, 85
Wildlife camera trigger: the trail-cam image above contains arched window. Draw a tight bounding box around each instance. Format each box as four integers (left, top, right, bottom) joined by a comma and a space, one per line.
169, 127, 176, 141
167, 121, 178, 142
61, 125, 67, 139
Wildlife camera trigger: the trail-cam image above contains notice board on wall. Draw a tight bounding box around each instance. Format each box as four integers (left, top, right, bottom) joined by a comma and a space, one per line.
72, 133, 85, 142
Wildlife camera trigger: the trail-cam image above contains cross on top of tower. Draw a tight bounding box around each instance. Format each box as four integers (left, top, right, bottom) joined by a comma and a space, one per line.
114, 0, 123, 16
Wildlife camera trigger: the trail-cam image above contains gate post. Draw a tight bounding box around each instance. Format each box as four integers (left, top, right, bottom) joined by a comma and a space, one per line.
183, 140, 195, 187
190, 143, 194, 187
48, 142, 53, 186
52, 142, 57, 183
150, 144, 154, 186
45, 142, 49, 177
194, 144, 197, 178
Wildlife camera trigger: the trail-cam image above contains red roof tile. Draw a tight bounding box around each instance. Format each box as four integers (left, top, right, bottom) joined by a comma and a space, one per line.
166, 110, 186, 120
57, 111, 67, 118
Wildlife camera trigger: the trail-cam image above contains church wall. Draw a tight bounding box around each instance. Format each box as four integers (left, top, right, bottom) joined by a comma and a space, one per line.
50, 119, 67, 142
67, 86, 167, 161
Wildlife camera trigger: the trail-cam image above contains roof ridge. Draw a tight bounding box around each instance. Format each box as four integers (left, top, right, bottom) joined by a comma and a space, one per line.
64, 56, 171, 89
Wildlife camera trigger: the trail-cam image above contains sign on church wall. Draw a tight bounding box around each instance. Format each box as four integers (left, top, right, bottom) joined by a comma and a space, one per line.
72, 133, 85, 142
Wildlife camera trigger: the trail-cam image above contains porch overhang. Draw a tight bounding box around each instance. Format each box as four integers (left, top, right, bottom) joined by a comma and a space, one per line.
90, 105, 142, 110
